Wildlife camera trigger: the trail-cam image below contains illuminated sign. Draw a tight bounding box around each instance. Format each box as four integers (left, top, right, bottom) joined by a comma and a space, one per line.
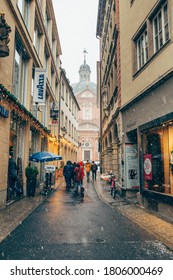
0, 105, 9, 118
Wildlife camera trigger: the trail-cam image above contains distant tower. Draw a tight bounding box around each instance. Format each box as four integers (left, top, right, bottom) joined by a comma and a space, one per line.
79, 49, 91, 82
72, 50, 100, 163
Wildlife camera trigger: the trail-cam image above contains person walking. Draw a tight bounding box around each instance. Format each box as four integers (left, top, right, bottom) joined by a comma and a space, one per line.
91, 161, 98, 182
71, 162, 77, 188
74, 163, 84, 197
8, 153, 22, 199
63, 160, 74, 191
79, 161, 85, 185
85, 160, 91, 182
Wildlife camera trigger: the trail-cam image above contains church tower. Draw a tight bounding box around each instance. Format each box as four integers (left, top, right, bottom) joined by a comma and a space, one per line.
72, 50, 100, 164
79, 49, 91, 82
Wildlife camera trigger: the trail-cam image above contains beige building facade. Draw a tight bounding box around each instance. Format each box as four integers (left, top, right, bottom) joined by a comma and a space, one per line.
96, 0, 122, 178
120, 0, 173, 214
59, 68, 80, 165
72, 56, 100, 163
0, 0, 79, 209
97, 0, 173, 215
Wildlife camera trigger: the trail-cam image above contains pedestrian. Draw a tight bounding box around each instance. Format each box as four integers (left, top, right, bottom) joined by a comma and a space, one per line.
91, 161, 98, 181
72, 162, 77, 188
63, 160, 74, 191
8, 153, 22, 199
85, 160, 91, 182
79, 161, 85, 185
74, 163, 84, 196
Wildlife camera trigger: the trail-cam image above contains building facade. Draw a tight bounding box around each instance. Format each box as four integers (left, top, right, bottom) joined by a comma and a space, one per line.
120, 0, 173, 215
72, 54, 100, 163
59, 68, 80, 165
97, 0, 173, 216
96, 0, 122, 179
0, 0, 79, 209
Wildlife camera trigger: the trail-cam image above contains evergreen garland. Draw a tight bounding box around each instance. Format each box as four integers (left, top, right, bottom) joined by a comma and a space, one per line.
0, 84, 51, 134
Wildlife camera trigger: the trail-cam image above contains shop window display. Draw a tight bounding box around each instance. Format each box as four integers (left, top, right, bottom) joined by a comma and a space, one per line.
142, 124, 173, 196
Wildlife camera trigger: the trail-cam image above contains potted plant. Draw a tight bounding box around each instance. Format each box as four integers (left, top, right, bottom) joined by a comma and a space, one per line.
25, 164, 39, 197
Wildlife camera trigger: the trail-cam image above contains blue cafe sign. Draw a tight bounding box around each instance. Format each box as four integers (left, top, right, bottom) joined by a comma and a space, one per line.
0, 105, 9, 118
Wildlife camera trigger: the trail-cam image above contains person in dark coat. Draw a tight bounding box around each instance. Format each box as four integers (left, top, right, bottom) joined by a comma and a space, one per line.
8, 153, 21, 198
91, 161, 98, 181
63, 160, 74, 191
71, 162, 77, 188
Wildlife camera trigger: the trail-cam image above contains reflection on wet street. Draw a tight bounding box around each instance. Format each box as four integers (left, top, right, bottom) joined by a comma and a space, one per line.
0, 180, 173, 260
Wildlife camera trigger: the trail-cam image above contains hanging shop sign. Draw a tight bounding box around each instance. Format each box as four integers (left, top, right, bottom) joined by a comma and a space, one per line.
124, 143, 139, 189
0, 105, 9, 118
33, 68, 47, 105
144, 154, 152, 181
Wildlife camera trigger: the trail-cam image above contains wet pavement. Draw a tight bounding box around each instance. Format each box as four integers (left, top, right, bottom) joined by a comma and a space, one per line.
0, 176, 173, 253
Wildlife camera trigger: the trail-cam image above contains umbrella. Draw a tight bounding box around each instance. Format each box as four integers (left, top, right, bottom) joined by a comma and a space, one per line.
29, 151, 62, 162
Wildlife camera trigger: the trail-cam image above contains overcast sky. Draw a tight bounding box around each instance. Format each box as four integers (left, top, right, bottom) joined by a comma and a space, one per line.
52, 0, 99, 85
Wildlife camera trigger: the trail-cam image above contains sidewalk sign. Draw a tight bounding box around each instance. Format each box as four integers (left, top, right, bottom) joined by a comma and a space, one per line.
124, 143, 139, 189
44, 165, 56, 173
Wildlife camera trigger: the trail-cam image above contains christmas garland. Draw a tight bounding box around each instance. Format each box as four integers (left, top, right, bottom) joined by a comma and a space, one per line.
0, 84, 51, 135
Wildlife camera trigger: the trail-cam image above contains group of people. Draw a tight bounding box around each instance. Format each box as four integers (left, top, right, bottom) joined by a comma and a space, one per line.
63, 160, 98, 195
85, 160, 98, 182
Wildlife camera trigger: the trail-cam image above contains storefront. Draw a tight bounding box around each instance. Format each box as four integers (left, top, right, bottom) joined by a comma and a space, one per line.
140, 113, 173, 203
121, 73, 173, 213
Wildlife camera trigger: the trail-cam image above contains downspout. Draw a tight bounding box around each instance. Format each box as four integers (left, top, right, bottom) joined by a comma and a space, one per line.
58, 67, 62, 156
96, 35, 102, 174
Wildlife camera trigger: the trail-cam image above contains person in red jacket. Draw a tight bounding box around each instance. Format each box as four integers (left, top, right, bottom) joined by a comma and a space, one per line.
74, 163, 84, 197
79, 161, 85, 185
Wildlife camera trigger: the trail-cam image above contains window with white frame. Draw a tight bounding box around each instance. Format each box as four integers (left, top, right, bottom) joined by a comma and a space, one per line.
17, 0, 30, 28
33, 22, 42, 56
61, 82, 65, 99
44, 48, 49, 69
66, 89, 68, 105
83, 102, 92, 120
137, 29, 148, 70
13, 36, 28, 106
153, 2, 169, 53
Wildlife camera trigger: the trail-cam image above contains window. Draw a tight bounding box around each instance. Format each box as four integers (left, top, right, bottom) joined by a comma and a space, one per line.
17, 0, 30, 28
33, 22, 42, 56
83, 102, 92, 120
130, 0, 135, 5
84, 150, 90, 161
13, 35, 28, 106
44, 49, 49, 68
66, 89, 68, 105
142, 123, 173, 196
134, 1, 169, 74
137, 29, 148, 70
153, 2, 169, 53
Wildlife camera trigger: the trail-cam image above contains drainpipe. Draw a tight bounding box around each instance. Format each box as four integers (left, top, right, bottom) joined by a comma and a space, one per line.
58, 67, 62, 156
96, 35, 103, 174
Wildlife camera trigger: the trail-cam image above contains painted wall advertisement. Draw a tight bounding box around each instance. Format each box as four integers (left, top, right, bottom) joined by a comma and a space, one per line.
125, 143, 139, 189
